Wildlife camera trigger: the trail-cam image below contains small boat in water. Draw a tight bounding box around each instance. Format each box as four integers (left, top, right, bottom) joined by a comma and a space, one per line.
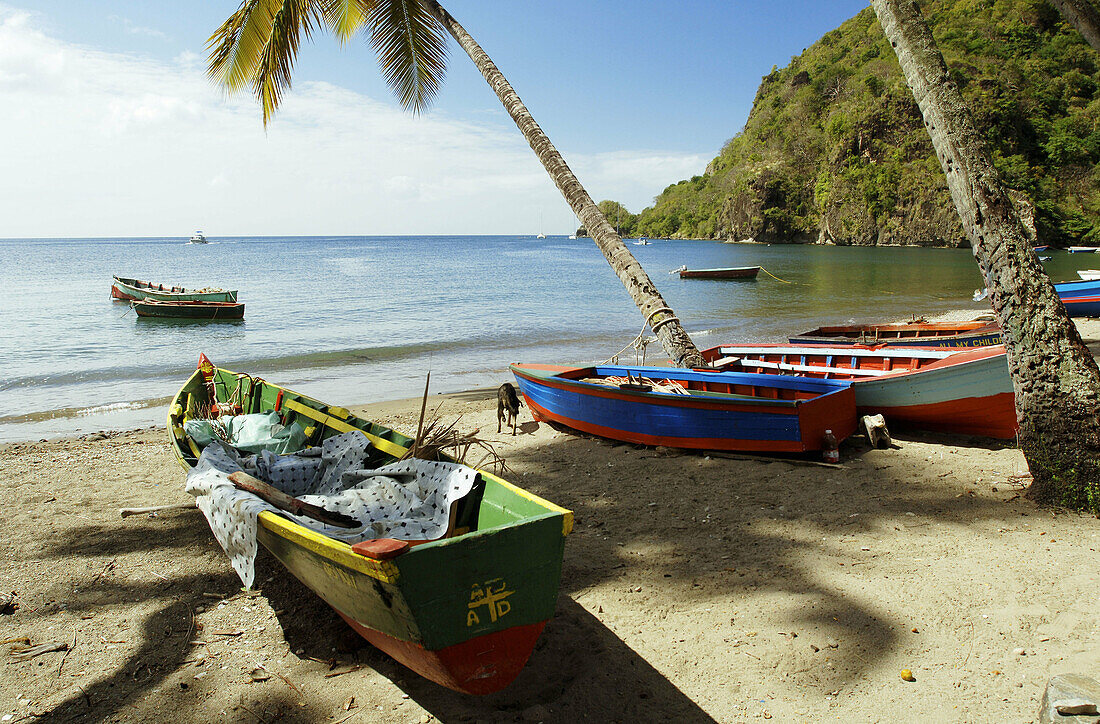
701, 343, 1016, 439
791, 320, 1001, 348
168, 358, 571, 694
1068, 246, 1099, 253
1033, 245, 1049, 251
676, 265, 760, 280
132, 299, 244, 319
189, 230, 208, 244
511, 363, 857, 453
1077, 270, 1100, 280
111, 276, 238, 303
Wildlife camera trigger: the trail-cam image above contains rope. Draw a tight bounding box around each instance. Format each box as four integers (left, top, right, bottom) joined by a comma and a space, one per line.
647, 306, 680, 334
758, 266, 792, 284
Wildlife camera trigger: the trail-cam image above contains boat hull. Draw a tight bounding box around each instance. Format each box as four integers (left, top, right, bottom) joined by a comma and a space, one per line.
791, 321, 1001, 348
169, 366, 571, 694
702, 344, 1017, 438
1055, 278, 1100, 299
511, 363, 857, 453
678, 266, 760, 280
112, 276, 237, 303
1063, 295, 1100, 317
134, 300, 244, 319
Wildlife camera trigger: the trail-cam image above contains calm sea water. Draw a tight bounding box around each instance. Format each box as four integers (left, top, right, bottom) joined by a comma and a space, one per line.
1, 235, 1079, 442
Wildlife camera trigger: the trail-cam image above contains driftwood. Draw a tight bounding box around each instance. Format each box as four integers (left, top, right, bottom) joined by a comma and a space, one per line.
11, 641, 68, 660
120, 502, 197, 518
228, 471, 360, 528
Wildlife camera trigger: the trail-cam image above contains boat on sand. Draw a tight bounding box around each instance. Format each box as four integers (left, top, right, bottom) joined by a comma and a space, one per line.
701, 343, 1016, 439
511, 362, 857, 453
790, 320, 1001, 348
168, 357, 571, 694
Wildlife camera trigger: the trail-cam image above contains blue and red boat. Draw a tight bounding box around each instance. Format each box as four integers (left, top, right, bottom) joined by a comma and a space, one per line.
510, 363, 857, 453
1062, 295, 1100, 317
701, 344, 1017, 439
1054, 278, 1100, 299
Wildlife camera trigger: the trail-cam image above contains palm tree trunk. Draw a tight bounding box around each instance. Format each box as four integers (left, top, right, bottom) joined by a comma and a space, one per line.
872, 0, 1100, 512
1048, 0, 1100, 54
422, 0, 704, 367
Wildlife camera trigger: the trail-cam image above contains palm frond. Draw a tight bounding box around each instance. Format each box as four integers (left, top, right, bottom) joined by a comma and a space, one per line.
319, 0, 371, 43
207, 0, 325, 126
207, 0, 278, 95
367, 0, 448, 113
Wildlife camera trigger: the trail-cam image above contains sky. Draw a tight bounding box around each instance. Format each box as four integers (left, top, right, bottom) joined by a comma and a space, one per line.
0, 1, 868, 237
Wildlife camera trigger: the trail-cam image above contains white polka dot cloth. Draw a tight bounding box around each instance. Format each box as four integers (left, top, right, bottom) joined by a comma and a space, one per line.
185, 432, 478, 588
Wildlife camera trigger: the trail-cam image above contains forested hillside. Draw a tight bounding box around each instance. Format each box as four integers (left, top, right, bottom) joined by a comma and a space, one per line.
632, 0, 1100, 246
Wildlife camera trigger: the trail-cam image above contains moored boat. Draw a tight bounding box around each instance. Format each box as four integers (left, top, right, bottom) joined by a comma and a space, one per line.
1068, 246, 1100, 253
168, 358, 571, 694
701, 344, 1016, 439
132, 299, 244, 319
111, 275, 238, 303
1077, 269, 1100, 281
790, 320, 1001, 348
676, 265, 760, 280
510, 363, 857, 453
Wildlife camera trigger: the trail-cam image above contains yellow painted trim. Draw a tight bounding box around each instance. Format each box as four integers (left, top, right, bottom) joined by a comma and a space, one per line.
281, 398, 410, 459
257, 511, 400, 584
482, 472, 574, 537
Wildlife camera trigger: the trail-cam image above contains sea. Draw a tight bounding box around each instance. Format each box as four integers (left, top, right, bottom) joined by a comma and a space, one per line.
1, 235, 1080, 443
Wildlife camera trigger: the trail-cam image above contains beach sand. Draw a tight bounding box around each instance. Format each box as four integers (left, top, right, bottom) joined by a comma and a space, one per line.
2, 322, 1100, 723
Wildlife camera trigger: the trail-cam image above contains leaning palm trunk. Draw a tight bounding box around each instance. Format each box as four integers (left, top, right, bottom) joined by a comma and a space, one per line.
1048, 0, 1100, 54
872, 0, 1100, 512
423, 1, 704, 368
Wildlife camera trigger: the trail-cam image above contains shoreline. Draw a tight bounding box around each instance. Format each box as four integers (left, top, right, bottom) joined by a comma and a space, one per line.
0, 307, 1012, 445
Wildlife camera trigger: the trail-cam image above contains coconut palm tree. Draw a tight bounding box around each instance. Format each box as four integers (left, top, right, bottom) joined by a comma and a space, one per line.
871, 0, 1100, 512
1048, 0, 1100, 53
207, 0, 704, 367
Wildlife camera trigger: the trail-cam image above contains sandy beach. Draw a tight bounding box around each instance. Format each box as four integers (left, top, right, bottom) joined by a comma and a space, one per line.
3, 321, 1100, 723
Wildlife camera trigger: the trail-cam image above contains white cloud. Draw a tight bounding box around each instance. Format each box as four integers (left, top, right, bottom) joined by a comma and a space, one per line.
0, 8, 705, 237
108, 14, 167, 39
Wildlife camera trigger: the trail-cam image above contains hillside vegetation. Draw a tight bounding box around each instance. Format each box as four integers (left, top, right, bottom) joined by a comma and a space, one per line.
631, 0, 1100, 246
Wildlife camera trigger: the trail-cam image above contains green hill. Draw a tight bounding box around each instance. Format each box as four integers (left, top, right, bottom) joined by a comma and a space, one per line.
633, 0, 1100, 247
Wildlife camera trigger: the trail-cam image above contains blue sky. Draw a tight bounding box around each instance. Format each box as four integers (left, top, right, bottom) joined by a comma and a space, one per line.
2, 1, 867, 236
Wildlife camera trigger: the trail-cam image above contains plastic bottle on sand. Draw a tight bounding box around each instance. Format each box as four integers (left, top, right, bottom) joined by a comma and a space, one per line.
822, 429, 839, 463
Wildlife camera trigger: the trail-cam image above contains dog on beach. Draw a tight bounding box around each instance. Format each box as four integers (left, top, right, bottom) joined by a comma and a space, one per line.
497, 382, 521, 435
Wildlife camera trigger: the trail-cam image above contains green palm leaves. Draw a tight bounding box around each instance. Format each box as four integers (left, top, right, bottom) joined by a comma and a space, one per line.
208, 0, 449, 124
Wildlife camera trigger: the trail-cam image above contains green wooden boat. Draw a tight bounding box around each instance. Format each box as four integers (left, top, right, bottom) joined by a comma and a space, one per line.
112, 275, 238, 303
133, 299, 244, 320
168, 356, 572, 694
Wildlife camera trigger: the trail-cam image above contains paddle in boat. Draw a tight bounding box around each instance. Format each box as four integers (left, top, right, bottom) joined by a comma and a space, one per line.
112, 275, 238, 303
790, 320, 1001, 348
510, 363, 857, 453
168, 356, 571, 694
676, 265, 761, 280
701, 343, 1016, 439
132, 299, 245, 320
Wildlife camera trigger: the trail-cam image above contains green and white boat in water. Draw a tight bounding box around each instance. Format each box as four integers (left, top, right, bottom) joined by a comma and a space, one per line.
111, 275, 238, 303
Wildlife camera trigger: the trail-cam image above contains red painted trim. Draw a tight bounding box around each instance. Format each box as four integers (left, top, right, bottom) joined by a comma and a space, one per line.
337, 612, 547, 695
110, 286, 136, 301
524, 397, 806, 452
863, 391, 1018, 439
